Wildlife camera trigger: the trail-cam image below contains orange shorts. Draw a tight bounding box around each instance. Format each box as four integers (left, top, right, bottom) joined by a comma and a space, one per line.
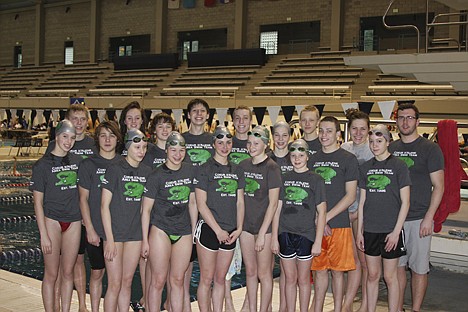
311, 227, 356, 271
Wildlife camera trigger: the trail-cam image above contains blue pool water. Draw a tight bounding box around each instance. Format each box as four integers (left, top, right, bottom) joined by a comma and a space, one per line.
0, 159, 280, 303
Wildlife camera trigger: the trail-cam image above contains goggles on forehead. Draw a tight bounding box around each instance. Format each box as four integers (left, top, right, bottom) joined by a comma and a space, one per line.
127, 136, 149, 144
215, 133, 233, 140
369, 131, 384, 137
289, 146, 308, 153
168, 140, 186, 147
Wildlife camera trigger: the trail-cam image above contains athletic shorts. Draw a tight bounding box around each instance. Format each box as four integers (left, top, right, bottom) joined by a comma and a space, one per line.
78, 224, 86, 255
311, 227, 356, 271
195, 220, 236, 252
278, 232, 313, 261
364, 231, 406, 259
85, 238, 105, 270
398, 219, 432, 274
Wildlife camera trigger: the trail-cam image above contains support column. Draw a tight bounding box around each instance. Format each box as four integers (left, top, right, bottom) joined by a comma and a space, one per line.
155, 0, 167, 53
330, 0, 343, 51
234, 0, 247, 49
34, 0, 44, 66
89, 0, 100, 63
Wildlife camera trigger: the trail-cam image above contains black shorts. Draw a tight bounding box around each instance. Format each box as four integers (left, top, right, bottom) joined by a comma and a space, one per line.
196, 221, 236, 252
364, 231, 406, 259
85, 238, 105, 270
78, 224, 86, 255
278, 232, 313, 261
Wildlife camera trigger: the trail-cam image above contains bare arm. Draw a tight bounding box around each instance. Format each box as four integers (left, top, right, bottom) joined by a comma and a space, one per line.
312, 201, 327, 256
189, 192, 198, 236
256, 187, 280, 251
270, 199, 283, 254
140, 196, 155, 259
356, 188, 366, 252
229, 189, 245, 244
79, 186, 99, 246
385, 185, 410, 251
195, 188, 229, 243
420, 169, 444, 237
33, 191, 52, 254
326, 180, 357, 223
100, 188, 116, 260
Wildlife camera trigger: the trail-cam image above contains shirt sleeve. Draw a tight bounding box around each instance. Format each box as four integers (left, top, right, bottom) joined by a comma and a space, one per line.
345, 153, 359, 182
78, 159, 92, 190
194, 163, 208, 191
428, 143, 444, 173
101, 163, 118, 193
267, 161, 283, 190
314, 174, 327, 206
29, 160, 46, 192
144, 171, 159, 199
396, 159, 412, 189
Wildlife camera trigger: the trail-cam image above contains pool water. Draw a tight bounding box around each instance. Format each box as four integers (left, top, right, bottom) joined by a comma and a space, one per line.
0, 159, 280, 303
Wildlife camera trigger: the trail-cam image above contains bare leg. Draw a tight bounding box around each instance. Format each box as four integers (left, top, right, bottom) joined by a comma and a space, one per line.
184, 261, 194, 312
297, 260, 313, 312
257, 234, 273, 312
54, 266, 62, 312
89, 269, 104, 312
331, 270, 345, 312
343, 217, 363, 312
279, 259, 287, 312
397, 266, 407, 311
312, 270, 329, 312
139, 257, 148, 308
117, 241, 141, 312
148, 227, 171, 312
365, 255, 382, 312
104, 242, 123, 311
224, 279, 236, 312
60, 222, 82, 312
170, 236, 193, 312
42, 219, 62, 312
74, 253, 89, 312
240, 232, 258, 312
383, 258, 399, 312
411, 272, 428, 312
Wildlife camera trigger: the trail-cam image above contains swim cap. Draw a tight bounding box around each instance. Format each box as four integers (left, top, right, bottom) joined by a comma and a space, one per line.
165, 131, 186, 149
369, 124, 391, 142
124, 129, 147, 150
289, 138, 309, 153
212, 126, 233, 143
248, 125, 270, 145
55, 120, 76, 137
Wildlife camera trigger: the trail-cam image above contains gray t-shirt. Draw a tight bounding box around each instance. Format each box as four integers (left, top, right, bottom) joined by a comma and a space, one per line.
389, 136, 444, 220
239, 156, 282, 234
30, 153, 82, 222
359, 155, 411, 233
305, 138, 322, 168
46, 135, 98, 160
268, 151, 293, 174
341, 141, 374, 212
142, 143, 166, 169
182, 131, 214, 166
144, 163, 195, 236
230, 136, 251, 165
309, 148, 359, 228
78, 154, 123, 237
279, 170, 326, 242
194, 158, 245, 231
101, 158, 149, 242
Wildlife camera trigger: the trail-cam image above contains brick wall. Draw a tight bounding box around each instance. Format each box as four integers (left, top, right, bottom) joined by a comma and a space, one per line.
44, 2, 91, 63
0, 9, 36, 66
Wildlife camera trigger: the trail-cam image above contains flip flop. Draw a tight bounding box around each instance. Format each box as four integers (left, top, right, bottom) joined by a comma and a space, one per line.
130, 301, 145, 312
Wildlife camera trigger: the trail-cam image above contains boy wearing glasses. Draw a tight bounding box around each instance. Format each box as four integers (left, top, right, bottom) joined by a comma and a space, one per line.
308, 116, 359, 312
390, 103, 444, 312
183, 98, 214, 166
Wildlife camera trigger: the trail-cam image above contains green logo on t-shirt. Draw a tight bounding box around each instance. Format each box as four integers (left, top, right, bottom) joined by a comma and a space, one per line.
367, 175, 391, 190
123, 182, 145, 198
55, 171, 77, 186
245, 178, 260, 194
187, 149, 211, 164
229, 152, 250, 165
284, 186, 308, 202
168, 185, 191, 201
398, 156, 414, 168
314, 167, 337, 183
216, 178, 238, 194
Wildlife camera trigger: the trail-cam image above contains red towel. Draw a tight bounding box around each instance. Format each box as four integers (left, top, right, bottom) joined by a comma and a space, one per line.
433, 120, 466, 233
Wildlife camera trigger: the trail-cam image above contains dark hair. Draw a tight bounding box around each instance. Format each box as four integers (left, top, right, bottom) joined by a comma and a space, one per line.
119, 101, 147, 137
397, 103, 420, 119
94, 121, 122, 151
320, 116, 341, 132
345, 108, 370, 129
187, 98, 210, 112
148, 112, 176, 134
66, 104, 89, 120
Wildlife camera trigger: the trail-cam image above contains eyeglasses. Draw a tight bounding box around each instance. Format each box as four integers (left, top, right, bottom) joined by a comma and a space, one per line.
215, 133, 233, 140
397, 116, 417, 122
126, 137, 149, 144
368, 131, 384, 137
289, 147, 307, 152
168, 140, 186, 147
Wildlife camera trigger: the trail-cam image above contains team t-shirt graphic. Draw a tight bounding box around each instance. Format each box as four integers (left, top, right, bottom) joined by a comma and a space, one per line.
215, 177, 238, 195
392, 151, 416, 168
187, 147, 211, 165
314, 165, 337, 183
229, 152, 250, 164
245, 176, 260, 195
367, 173, 391, 191
53, 165, 78, 189
284, 186, 309, 203
167, 185, 191, 201
123, 181, 145, 198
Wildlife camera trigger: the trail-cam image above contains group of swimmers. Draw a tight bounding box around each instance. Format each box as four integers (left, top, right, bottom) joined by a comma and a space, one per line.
30, 99, 444, 312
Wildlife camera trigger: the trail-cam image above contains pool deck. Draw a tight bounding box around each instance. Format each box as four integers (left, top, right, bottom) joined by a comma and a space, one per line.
1, 154, 468, 311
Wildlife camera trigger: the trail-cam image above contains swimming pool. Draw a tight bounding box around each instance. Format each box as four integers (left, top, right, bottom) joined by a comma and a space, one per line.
0, 159, 280, 303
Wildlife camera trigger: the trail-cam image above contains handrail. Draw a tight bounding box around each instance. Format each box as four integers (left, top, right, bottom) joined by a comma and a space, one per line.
383, 0, 421, 53
426, 7, 468, 52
